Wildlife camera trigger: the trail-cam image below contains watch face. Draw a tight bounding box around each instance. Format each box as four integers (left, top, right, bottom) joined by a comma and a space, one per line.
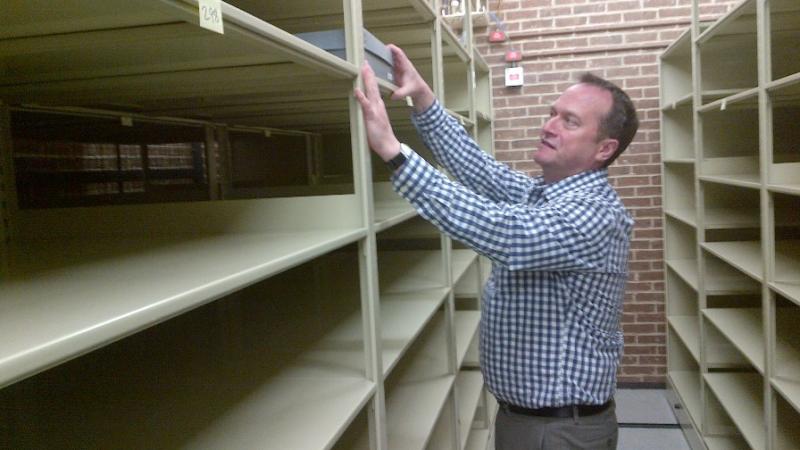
387, 152, 407, 170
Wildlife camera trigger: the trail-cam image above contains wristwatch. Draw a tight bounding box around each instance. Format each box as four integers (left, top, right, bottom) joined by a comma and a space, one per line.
386, 143, 413, 171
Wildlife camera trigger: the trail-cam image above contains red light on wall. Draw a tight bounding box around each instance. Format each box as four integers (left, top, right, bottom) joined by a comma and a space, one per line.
488, 30, 507, 42
504, 50, 522, 62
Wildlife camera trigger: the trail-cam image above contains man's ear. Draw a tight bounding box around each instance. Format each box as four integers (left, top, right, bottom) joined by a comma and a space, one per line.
596, 138, 619, 165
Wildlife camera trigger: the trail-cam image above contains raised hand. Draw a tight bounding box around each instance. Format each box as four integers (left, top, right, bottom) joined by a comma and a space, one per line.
387, 44, 436, 113
354, 63, 401, 162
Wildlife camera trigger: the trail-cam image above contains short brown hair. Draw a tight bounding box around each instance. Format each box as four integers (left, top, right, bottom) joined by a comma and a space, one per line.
578, 73, 639, 167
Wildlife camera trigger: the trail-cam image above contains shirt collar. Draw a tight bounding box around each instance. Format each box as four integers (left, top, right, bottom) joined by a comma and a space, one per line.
539, 169, 609, 201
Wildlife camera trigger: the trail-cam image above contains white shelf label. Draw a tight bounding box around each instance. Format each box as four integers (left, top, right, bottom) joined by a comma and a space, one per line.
199, 0, 224, 34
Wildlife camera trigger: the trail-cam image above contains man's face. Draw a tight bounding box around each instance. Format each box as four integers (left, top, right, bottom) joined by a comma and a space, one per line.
534, 83, 615, 182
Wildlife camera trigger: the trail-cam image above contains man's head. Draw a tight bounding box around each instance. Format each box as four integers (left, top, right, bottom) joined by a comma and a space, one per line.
534, 73, 638, 183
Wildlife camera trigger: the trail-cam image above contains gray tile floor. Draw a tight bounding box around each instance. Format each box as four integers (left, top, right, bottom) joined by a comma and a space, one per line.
615, 389, 690, 450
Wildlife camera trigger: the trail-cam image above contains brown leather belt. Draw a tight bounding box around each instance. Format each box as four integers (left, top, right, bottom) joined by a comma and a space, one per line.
501, 400, 613, 418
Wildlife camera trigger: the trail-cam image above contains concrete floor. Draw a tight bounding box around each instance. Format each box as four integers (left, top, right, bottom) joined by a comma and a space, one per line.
615, 389, 690, 450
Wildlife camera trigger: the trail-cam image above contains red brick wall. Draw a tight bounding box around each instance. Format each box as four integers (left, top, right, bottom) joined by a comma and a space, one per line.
475, 0, 741, 384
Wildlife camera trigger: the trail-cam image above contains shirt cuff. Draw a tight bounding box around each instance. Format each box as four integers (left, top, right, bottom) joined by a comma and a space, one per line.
410, 99, 447, 133
390, 151, 438, 203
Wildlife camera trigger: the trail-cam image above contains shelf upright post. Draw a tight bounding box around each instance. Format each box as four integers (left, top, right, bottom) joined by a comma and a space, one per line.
757, 0, 776, 448
0, 101, 16, 280
434, 5, 462, 448
345, 0, 387, 449
465, 0, 478, 127
690, 0, 712, 440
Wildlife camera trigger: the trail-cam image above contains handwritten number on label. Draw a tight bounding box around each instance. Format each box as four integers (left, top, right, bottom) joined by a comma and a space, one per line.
198, 0, 224, 34
201, 6, 219, 24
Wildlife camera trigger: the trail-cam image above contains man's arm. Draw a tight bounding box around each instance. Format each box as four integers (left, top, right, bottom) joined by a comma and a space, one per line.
391, 151, 625, 271
411, 99, 535, 204
390, 46, 536, 204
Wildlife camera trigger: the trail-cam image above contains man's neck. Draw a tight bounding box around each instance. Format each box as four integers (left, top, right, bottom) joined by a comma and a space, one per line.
541, 167, 600, 184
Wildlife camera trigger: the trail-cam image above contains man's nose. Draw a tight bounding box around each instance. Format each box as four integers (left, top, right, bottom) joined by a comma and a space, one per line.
542, 116, 558, 136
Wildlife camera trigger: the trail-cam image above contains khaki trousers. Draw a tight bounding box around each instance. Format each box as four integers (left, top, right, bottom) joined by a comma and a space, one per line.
494, 401, 618, 450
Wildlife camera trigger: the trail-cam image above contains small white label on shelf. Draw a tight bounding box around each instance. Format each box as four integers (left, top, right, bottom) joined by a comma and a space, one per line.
199, 0, 224, 34
120, 116, 133, 127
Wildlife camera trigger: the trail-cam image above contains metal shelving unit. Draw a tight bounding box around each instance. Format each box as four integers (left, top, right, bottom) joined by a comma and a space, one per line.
661, 1, 800, 448
0, 1, 495, 448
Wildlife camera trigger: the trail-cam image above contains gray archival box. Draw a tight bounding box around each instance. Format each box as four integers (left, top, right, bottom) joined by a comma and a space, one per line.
295, 28, 394, 82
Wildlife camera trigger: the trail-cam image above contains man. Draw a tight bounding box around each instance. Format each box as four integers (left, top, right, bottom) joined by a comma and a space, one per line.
356, 44, 637, 450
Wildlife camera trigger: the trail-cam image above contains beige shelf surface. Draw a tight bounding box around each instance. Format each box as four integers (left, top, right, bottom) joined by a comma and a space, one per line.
775, 310, 800, 382
662, 157, 695, 164
444, 59, 472, 116
473, 50, 490, 73
1, 283, 376, 449
659, 25, 691, 108
661, 26, 692, 59
455, 311, 481, 369
464, 428, 491, 450
775, 240, 800, 289
705, 208, 760, 229
704, 372, 766, 450
772, 282, 800, 306
661, 93, 694, 111
384, 310, 455, 450
0, 225, 366, 388
705, 260, 761, 296
184, 377, 373, 450
374, 182, 418, 232
768, 162, 800, 196
440, 22, 470, 63
669, 316, 701, 362
702, 241, 763, 282
668, 370, 702, 425
704, 436, 752, 450
375, 204, 419, 233
703, 308, 763, 373
1, 1, 364, 130
666, 258, 699, 290
379, 250, 448, 294
766, 71, 800, 102
664, 209, 697, 228
378, 217, 441, 240
452, 249, 479, 286
772, 378, 800, 415
381, 289, 450, 377
455, 256, 490, 299
699, 173, 761, 190
697, 87, 759, 114
455, 263, 480, 299
696, 0, 756, 43
456, 370, 484, 450
699, 88, 751, 103
700, 158, 760, 190
386, 374, 455, 450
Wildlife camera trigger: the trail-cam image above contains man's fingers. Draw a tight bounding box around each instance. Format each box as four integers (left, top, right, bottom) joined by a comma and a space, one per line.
390, 86, 411, 101
388, 44, 410, 69
354, 87, 368, 109
361, 63, 381, 100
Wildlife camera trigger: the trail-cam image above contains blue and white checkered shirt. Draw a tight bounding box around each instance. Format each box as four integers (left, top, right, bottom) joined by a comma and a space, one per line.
391, 100, 633, 408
